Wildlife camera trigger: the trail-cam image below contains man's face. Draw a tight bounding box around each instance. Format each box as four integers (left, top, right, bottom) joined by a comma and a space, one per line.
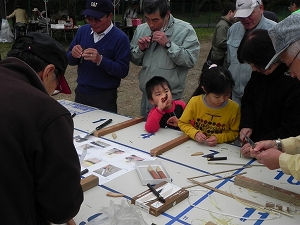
281, 49, 300, 80
238, 5, 263, 30
144, 11, 167, 32
86, 13, 112, 33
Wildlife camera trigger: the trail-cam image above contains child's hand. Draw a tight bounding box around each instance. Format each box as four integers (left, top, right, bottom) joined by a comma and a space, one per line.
167, 116, 178, 127
205, 136, 217, 146
195, 132, 207, 143
157, 94, 168, 111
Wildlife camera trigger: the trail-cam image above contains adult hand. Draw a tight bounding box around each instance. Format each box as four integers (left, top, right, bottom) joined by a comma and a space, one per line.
255, 149, 281, 169
250, 140, 276, 157
71, 45, 84, 58
167, 116, 178, 127
241, 143, 252, 158
205, 136, 218, 146
81, 48, 102, 64
152, 31, 168, 47
137, 35, 152, 51
195, 131, 207, 143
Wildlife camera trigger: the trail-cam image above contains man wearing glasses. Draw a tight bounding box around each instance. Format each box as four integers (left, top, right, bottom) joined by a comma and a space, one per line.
130, 0, 200, 119
0, 32, 83, 224
250, 13, 300, 180
227, 0, 276, 106
67, 0, 130, 113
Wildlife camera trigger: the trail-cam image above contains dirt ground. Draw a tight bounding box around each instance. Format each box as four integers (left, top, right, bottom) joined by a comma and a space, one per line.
54, 41, 211, 118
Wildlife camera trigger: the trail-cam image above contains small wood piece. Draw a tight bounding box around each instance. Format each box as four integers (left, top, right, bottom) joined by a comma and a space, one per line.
94, 116, 144, 137
148, 165, 160, 179
205, 222, 217, 225
80, 175, 99, 192
150, 134, 190, 156
156, 166, 167, 178
106, 192, 125, 197
234, 175, 300, 206
191, 151, 204, 156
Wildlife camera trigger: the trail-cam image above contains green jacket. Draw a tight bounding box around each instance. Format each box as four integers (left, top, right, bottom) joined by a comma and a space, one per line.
130, 15, 200, 116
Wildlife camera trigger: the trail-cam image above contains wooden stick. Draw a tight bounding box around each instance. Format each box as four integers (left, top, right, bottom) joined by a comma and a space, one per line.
207, 161, 264, 166
188, 166, 251, 179
94, 116, 144, 137
106, 192, 125, 197
150, 134, 189, 156
234, 175, 300, 206
184, 172, 247, 189
188, 178, 293, 217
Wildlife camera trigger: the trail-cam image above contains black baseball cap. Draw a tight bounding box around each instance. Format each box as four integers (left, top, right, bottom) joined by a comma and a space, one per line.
11, 32, 71, 94
82, 0, 113, 18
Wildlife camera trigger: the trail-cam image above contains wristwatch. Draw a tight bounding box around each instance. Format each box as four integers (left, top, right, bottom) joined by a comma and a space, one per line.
165, 41, 171, 49
275, 139, 282, 151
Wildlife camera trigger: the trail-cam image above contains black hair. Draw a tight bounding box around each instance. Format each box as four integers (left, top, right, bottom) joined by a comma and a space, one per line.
237, 29, 275, 71
222, 2, 236, 16
7, 49, 48, 73
142, 0, 169, 18
292, 0, 300, 7
145, 76, 171, 100
192, 66, 235, 97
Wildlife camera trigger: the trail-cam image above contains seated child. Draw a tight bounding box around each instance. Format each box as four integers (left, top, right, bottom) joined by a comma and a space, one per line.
178, 65, 240, 146
145, 76, 186, 133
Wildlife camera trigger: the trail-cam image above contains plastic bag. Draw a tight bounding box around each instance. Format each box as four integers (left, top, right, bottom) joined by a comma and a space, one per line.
0, 19, 14, 42
87, 200, 147, 225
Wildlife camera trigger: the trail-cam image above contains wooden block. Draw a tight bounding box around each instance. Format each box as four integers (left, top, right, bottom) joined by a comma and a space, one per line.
80, 175, 99, 192
94, 116, 144, 137
205, 222, 217, 225
234, 175, 300, 206
150, 134, 189, 156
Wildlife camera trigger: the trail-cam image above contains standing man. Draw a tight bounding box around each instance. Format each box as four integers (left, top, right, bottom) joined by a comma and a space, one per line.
130, 0, 200, 118
67, 0, 130, 113
227, 0, 276, 105
250, 13, 300, 180
6, 4, 28, 24
0, 33, 83, 224
202, 2, 236, 71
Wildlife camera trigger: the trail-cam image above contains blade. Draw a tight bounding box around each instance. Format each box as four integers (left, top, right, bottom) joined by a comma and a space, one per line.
243, 133, 256, 148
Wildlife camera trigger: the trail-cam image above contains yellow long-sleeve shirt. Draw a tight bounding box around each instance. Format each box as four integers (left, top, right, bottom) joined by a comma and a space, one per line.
178, 95, 240, 144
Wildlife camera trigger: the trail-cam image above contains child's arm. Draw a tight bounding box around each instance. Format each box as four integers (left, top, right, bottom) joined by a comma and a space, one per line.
178, 99, 199, 139
145, 107, 164, 133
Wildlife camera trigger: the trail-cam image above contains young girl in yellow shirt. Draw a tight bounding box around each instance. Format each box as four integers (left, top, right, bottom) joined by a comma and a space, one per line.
178, 65, 240, 146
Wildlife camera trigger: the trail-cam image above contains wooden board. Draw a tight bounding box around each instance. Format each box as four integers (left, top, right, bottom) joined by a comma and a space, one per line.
94, 116, 144, 137
150, 134, 190, 156
234, 175, 300, 206
81, 175, 99, 192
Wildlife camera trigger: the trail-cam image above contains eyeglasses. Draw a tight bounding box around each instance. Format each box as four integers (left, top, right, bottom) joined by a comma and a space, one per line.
287, 50, 300, 68
85, 15, 107, 22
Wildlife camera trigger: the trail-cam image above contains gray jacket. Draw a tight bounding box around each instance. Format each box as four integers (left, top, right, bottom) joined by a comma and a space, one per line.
227, 16, 276, 100
130, 14, 200, 99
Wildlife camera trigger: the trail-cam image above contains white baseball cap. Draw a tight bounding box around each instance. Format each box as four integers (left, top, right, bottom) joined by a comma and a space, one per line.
234, 0, 262, 18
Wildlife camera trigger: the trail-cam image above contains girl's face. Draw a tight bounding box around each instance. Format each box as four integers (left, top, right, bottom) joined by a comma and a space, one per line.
149, 84, 173, 109
205, 92, 231, 108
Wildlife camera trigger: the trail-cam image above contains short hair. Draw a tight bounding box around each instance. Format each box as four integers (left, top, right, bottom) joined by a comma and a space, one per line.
222, 2, 236, 16
7, 49, 48, 73
145, 76, 171, 100
192, 66, 235, 97
292, 0, 300, 7
142, 0, 169, 18
237, 29, 275, 71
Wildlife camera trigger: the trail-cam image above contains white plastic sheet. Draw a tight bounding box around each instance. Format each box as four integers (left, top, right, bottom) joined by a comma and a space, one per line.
0, 19, 14, 42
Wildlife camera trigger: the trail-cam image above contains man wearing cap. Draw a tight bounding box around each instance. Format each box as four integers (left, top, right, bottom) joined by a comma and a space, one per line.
227, 0, 276, 105
130, 0, 200, 118
0, 32, 83, 224
249, 13, 300, 180
67, 0, 130, 113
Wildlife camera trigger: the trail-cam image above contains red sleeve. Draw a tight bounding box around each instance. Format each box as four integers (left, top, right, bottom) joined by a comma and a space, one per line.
174, 100, 186, 110
145, 107, 165, 133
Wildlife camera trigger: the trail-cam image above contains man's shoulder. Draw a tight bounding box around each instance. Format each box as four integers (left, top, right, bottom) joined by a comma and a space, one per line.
173, 17, 193, 30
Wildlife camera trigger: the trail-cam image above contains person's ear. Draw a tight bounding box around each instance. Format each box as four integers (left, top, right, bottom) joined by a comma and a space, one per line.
201, 86, 207, 93
40, 64, 55, 82
149, 99, 155, 105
